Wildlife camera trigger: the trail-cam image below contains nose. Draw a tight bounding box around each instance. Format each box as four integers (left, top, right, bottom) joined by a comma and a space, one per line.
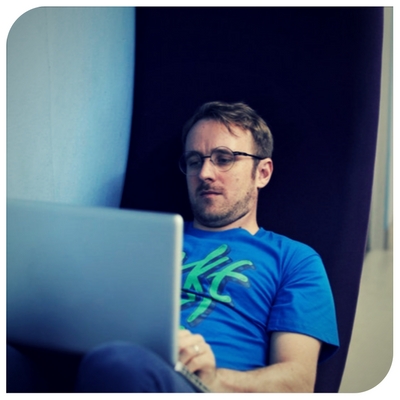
197, 157, 217, 181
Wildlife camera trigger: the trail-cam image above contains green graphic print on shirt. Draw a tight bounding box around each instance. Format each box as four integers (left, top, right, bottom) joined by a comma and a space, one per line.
181, 244, 255, 327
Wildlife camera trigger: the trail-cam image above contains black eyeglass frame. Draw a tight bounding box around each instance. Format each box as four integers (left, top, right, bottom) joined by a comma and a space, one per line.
179, 146, 266, 176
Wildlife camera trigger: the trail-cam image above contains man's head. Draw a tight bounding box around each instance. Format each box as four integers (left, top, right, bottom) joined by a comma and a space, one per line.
182, 101, 274, 160
180, 101, 274, 234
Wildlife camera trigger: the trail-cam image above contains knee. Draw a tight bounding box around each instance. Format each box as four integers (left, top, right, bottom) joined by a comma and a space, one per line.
78, 341, 148, 376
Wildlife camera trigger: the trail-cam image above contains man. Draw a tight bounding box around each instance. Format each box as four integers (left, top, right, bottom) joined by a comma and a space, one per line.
7, 101, 338, 392
75, 101, 339, 392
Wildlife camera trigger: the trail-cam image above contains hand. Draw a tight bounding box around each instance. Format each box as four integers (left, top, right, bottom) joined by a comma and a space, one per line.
178, 329, 217, 387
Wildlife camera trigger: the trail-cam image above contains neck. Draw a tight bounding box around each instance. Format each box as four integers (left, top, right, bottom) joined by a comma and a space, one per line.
193, 217, 259, 235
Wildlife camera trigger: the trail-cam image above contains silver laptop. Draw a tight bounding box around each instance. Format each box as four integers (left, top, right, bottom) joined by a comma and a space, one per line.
7, 198, 184, 366
7, 199, 211, 392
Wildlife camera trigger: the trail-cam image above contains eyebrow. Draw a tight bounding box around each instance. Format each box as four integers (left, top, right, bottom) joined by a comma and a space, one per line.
184, 147, 234, 155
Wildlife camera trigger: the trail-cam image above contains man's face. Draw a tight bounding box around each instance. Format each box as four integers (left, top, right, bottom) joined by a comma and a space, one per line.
185, 119, 266, 230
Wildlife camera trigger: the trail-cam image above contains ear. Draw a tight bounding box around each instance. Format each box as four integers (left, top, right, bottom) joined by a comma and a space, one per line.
256, 158, 273, 189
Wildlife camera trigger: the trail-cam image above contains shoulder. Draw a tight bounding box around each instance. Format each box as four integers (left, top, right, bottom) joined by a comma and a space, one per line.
256, 228, 320, 260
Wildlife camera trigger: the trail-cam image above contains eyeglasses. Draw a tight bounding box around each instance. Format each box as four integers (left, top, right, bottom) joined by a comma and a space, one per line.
179, 146, 266, 176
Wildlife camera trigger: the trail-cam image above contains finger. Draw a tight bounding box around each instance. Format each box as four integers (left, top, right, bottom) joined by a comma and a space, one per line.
179, 341, 204, 364
184, 351, 213, 374
183, 344, 217, 383
180, 339, 214, 370
178, 331, 205, 352
178, 329, 191, 339
177, 334, 217, 386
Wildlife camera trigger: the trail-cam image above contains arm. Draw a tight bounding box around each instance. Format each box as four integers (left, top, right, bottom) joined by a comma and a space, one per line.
212, 332, 321, 392
178, 330, 321, 393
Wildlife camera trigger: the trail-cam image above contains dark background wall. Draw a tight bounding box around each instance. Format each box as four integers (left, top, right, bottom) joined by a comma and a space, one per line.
121, 7, 383, 392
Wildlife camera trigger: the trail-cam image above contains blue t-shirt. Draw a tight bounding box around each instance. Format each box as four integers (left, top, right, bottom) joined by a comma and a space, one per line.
180, 223, 339, 371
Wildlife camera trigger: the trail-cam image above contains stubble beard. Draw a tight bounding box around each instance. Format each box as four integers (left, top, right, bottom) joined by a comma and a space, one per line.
190, 189, 256, 229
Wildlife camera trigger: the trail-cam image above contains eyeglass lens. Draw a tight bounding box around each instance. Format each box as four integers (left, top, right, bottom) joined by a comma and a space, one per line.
180, 147, 235, 175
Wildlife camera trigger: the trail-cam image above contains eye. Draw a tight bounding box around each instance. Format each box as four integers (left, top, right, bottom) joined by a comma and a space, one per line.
186, 154, 202, 168
213, 151, 233, 166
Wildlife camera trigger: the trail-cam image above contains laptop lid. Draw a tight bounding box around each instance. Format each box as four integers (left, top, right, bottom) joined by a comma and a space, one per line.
6, 199, 183, 366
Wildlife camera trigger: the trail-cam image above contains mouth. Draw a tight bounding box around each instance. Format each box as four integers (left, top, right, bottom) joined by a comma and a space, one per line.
198, 188, 222, 197
201, 191, 220, 197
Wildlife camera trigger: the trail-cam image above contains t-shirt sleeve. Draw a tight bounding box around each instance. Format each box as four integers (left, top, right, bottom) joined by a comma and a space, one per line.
267, 243, 340, 362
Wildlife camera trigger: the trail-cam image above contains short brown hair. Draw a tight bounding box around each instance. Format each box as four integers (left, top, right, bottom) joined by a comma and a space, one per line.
182, 101, 273, 158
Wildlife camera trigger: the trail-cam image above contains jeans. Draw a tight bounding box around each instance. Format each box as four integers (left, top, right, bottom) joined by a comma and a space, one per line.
7, 342, 197, 393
